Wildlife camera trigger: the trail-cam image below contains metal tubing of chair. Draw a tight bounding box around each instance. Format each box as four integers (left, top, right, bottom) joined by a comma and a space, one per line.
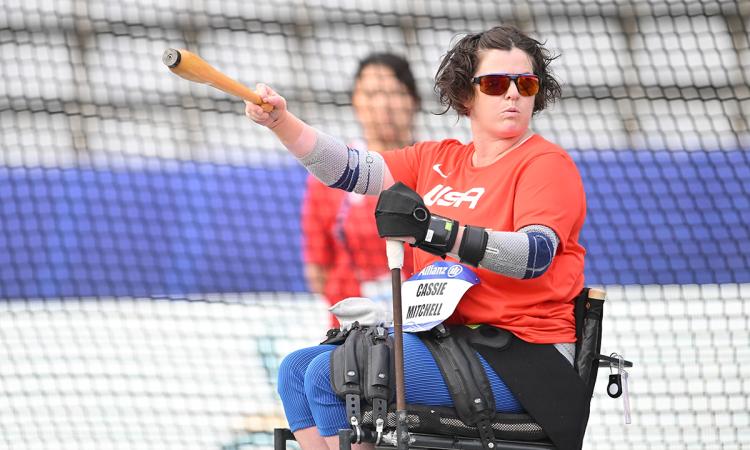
273, 428, 294, 450
597, 355, 634, 368
339, 428, 354, 450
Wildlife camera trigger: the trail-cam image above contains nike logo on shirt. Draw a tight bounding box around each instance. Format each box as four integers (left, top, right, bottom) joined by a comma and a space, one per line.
432, 164, 450, 178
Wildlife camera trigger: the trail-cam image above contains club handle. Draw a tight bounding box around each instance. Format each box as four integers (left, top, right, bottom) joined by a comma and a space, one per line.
163, 48, 273, 112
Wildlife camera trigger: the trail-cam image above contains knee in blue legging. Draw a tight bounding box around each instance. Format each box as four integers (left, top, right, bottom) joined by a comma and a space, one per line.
277, 345, 336, 432
304, 351, 349, 436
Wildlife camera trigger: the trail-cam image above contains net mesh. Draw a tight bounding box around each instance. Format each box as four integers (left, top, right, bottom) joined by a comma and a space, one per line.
1, 1, 748, 449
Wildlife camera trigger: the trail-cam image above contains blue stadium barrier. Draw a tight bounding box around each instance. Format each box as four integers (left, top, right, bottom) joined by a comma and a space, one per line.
576, 150, 750, 285
0, 162, 309, 298
1, 150, 748, 298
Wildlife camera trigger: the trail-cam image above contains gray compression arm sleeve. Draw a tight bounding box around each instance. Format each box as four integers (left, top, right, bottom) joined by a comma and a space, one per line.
296, 130, 385, 195
478, 225, 560, 279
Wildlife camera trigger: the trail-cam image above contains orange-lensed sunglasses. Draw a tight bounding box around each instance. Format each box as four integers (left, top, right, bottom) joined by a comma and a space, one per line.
472, 73, 540, 97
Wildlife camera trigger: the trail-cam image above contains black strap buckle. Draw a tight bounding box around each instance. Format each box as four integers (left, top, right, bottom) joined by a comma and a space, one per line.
431, 323, 450, 339
477, 418, 496, 449
345, 393, 362, 443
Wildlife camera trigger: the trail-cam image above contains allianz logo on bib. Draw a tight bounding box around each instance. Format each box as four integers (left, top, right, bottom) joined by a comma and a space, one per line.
424, 184, 485, 209
418, 264, 464, 278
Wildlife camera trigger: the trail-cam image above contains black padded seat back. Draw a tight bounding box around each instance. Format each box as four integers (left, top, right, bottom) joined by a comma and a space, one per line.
574, 288, 606, 396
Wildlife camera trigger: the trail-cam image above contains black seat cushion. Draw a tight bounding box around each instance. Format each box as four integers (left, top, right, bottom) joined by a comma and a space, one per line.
362, 405, 549, 443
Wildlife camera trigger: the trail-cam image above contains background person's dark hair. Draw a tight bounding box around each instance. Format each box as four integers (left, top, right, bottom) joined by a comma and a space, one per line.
435, 25, 561, 116
354, 52, 422, 108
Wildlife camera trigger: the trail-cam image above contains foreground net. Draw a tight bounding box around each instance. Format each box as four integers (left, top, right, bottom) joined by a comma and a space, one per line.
0, 1, 748, 449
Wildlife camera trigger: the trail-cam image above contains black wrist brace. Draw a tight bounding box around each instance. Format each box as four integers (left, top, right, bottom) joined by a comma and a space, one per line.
458, 225, 488, 267
416, 214, 459, 258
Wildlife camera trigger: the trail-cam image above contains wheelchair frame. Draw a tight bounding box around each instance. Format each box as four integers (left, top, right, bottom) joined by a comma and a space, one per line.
273, 242, 633, 450
273, 352, 633, 450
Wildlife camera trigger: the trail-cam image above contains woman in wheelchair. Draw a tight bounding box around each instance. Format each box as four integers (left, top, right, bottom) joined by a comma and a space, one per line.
246, 24, 589, 450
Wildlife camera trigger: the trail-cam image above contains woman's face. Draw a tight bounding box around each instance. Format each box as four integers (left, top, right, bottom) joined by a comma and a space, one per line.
352, 64, 416, 146
467, 48, 536, 140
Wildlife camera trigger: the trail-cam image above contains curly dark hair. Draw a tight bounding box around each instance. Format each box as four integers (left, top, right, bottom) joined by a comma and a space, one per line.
434, 24, 561, 116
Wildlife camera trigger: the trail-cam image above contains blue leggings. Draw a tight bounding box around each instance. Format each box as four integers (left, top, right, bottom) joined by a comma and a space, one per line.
277, 332, 523, 436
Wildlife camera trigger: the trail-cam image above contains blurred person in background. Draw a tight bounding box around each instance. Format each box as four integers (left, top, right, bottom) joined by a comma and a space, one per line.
301, 53, 418, 326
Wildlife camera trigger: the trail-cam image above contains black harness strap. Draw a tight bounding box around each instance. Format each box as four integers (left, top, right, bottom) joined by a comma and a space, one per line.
342, 329, 363, 439
419, 325, 497, 450
363, 327, 391, 439
470, 330, 588, 450
330, 325, 393, 443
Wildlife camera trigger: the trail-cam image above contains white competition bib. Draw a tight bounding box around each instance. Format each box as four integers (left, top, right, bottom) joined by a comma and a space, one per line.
401, 261, 479, 332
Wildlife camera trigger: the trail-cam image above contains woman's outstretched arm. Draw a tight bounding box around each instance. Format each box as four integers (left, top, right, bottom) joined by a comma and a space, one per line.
245, 84, 395, 194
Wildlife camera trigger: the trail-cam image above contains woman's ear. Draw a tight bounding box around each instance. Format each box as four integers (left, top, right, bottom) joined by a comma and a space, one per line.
463, 99, 473, 117
461, 89, 475, 117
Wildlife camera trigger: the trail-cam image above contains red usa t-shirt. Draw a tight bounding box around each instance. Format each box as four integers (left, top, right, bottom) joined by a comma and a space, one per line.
381, 134, 586, 344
